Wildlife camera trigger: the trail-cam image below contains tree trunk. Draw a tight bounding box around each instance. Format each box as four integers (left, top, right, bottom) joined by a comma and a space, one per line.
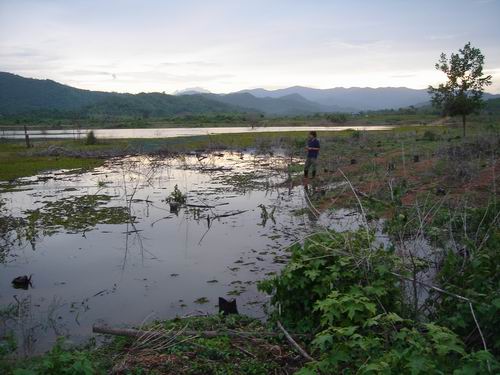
462, 114, 466, 137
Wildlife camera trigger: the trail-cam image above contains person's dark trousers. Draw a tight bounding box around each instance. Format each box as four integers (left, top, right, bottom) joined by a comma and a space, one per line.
304, 157, 317, 178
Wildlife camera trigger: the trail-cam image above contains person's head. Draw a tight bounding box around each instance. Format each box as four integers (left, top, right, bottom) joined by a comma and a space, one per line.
309, 131, 317, 139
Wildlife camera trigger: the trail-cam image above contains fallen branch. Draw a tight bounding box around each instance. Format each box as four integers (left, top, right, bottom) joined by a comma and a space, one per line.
354, 188, 388, 206
231, 343, 257, 358
276, 321, 315, 362
186, 204, 216, 209
213, 209, 248, 219
93, 325, 310, 339
201, 167, 233, 172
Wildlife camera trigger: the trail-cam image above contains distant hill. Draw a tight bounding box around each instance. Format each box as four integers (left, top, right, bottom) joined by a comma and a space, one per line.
0, 72, 110, 115
82, 93, 243, 117
0, 72, 243, 117
204, 92, 352, 115
2, 72, 499, 118
484, 98, 500, 114
239, 86, 500, 111
174, 87, 211, 95
239, 86, 433, 111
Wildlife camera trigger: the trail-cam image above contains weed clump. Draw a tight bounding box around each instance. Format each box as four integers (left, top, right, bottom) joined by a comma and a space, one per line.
85, 130, 97, 145
422, 129, 438, 141
167, 184, 186, 204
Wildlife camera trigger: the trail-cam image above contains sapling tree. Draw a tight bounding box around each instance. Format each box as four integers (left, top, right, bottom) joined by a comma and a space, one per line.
428, 42, 492, 137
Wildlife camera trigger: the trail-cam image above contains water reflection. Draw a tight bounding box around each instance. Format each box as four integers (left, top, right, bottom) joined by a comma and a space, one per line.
2, 125, 398, 140
0, 151, 436, 356
0, 152, 328, 355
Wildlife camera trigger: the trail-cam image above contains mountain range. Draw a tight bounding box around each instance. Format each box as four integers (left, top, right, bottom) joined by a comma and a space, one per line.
1, 72, 498, 117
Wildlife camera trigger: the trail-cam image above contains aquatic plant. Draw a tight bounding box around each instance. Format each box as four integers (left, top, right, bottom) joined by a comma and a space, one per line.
167, 184, 186, 204
23, 195, 133, 242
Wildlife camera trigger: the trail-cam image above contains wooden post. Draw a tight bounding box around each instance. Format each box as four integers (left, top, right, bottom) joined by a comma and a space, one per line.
462, 114, 466, 137
24, 125, 31, 148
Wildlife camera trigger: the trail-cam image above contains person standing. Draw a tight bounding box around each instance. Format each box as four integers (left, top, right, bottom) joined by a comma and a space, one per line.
304, 131, 320, 179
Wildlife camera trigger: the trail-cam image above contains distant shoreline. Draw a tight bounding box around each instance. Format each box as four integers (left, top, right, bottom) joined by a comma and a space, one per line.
0, 124, 429, 140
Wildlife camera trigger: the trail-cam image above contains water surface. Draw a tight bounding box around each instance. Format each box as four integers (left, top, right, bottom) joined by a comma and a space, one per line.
1, 152, 369, 356
1, 125, 399, 140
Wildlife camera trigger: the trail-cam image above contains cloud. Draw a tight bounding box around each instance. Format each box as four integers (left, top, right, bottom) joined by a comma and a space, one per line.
390, 73, 418, 78
0, 47, 61, 62
328, 39, 391, 50
118, 71, 234, 83
64, 69, 115, 77
159, 61, 219, 67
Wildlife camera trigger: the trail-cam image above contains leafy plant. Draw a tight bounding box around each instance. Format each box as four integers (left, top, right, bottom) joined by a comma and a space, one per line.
427, 202, 500, 354
259, 229, 499, 374
5, 338, 99, 375
85, 130, 97, 145
167, 184, 186, 204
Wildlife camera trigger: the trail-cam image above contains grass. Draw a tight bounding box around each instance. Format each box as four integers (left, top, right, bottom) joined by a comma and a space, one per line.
0, 111, 442, 130
2, 315, 305, 374
0, 141, 105, 181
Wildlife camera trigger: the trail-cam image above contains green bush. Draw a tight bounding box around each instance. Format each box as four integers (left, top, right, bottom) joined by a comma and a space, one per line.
428, 202, 500, 354
422, 130, 438, 141
259, 229, 499, 374
259, 230, 401, 332
85, 130, 97, 145
6, 338, 99, 375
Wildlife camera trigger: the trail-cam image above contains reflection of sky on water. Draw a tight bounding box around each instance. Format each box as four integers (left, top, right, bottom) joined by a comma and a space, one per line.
0, 151, 435, 356
0, 152, 326, 355
1, 125, 398, 140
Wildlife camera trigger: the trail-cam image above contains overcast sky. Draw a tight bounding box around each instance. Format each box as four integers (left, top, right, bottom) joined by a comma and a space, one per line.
1, 0, 499, 94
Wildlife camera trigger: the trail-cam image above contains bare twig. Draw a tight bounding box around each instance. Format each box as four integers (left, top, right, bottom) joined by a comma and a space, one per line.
93, 325, 309, 339
276, 321, 314, 362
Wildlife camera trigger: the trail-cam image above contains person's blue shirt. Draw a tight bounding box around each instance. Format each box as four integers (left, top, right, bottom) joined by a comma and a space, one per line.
307, 138, 320, 158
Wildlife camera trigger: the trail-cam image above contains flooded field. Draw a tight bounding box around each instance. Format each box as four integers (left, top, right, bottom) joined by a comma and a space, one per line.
0, 151, 370, 356
1, 125, 399, 140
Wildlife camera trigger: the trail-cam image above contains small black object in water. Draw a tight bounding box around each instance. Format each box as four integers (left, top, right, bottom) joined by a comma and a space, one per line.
218, 297, 238, 315
436, 187, 446, 196
12, 275, 32, 290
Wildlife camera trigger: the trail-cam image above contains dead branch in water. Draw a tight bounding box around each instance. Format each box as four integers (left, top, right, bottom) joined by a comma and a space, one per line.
213, 210, 248, 219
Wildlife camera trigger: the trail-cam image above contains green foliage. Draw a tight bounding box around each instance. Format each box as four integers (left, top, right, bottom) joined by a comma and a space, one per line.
428, 42, 493, 136
258, 230, 401, 332
167, 184, 187, 204
326, 113, 348, 123
85, 130, 97, 145
259, 229, 499, 374
427, 202, 500, 354
421, 129, 438, 141
0, 333, 17, 373
3, 338, 100, 375
0, 141, 104, 181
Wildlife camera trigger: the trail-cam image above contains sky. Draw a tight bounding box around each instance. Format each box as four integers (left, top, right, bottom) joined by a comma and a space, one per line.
1, 0, 499, 94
